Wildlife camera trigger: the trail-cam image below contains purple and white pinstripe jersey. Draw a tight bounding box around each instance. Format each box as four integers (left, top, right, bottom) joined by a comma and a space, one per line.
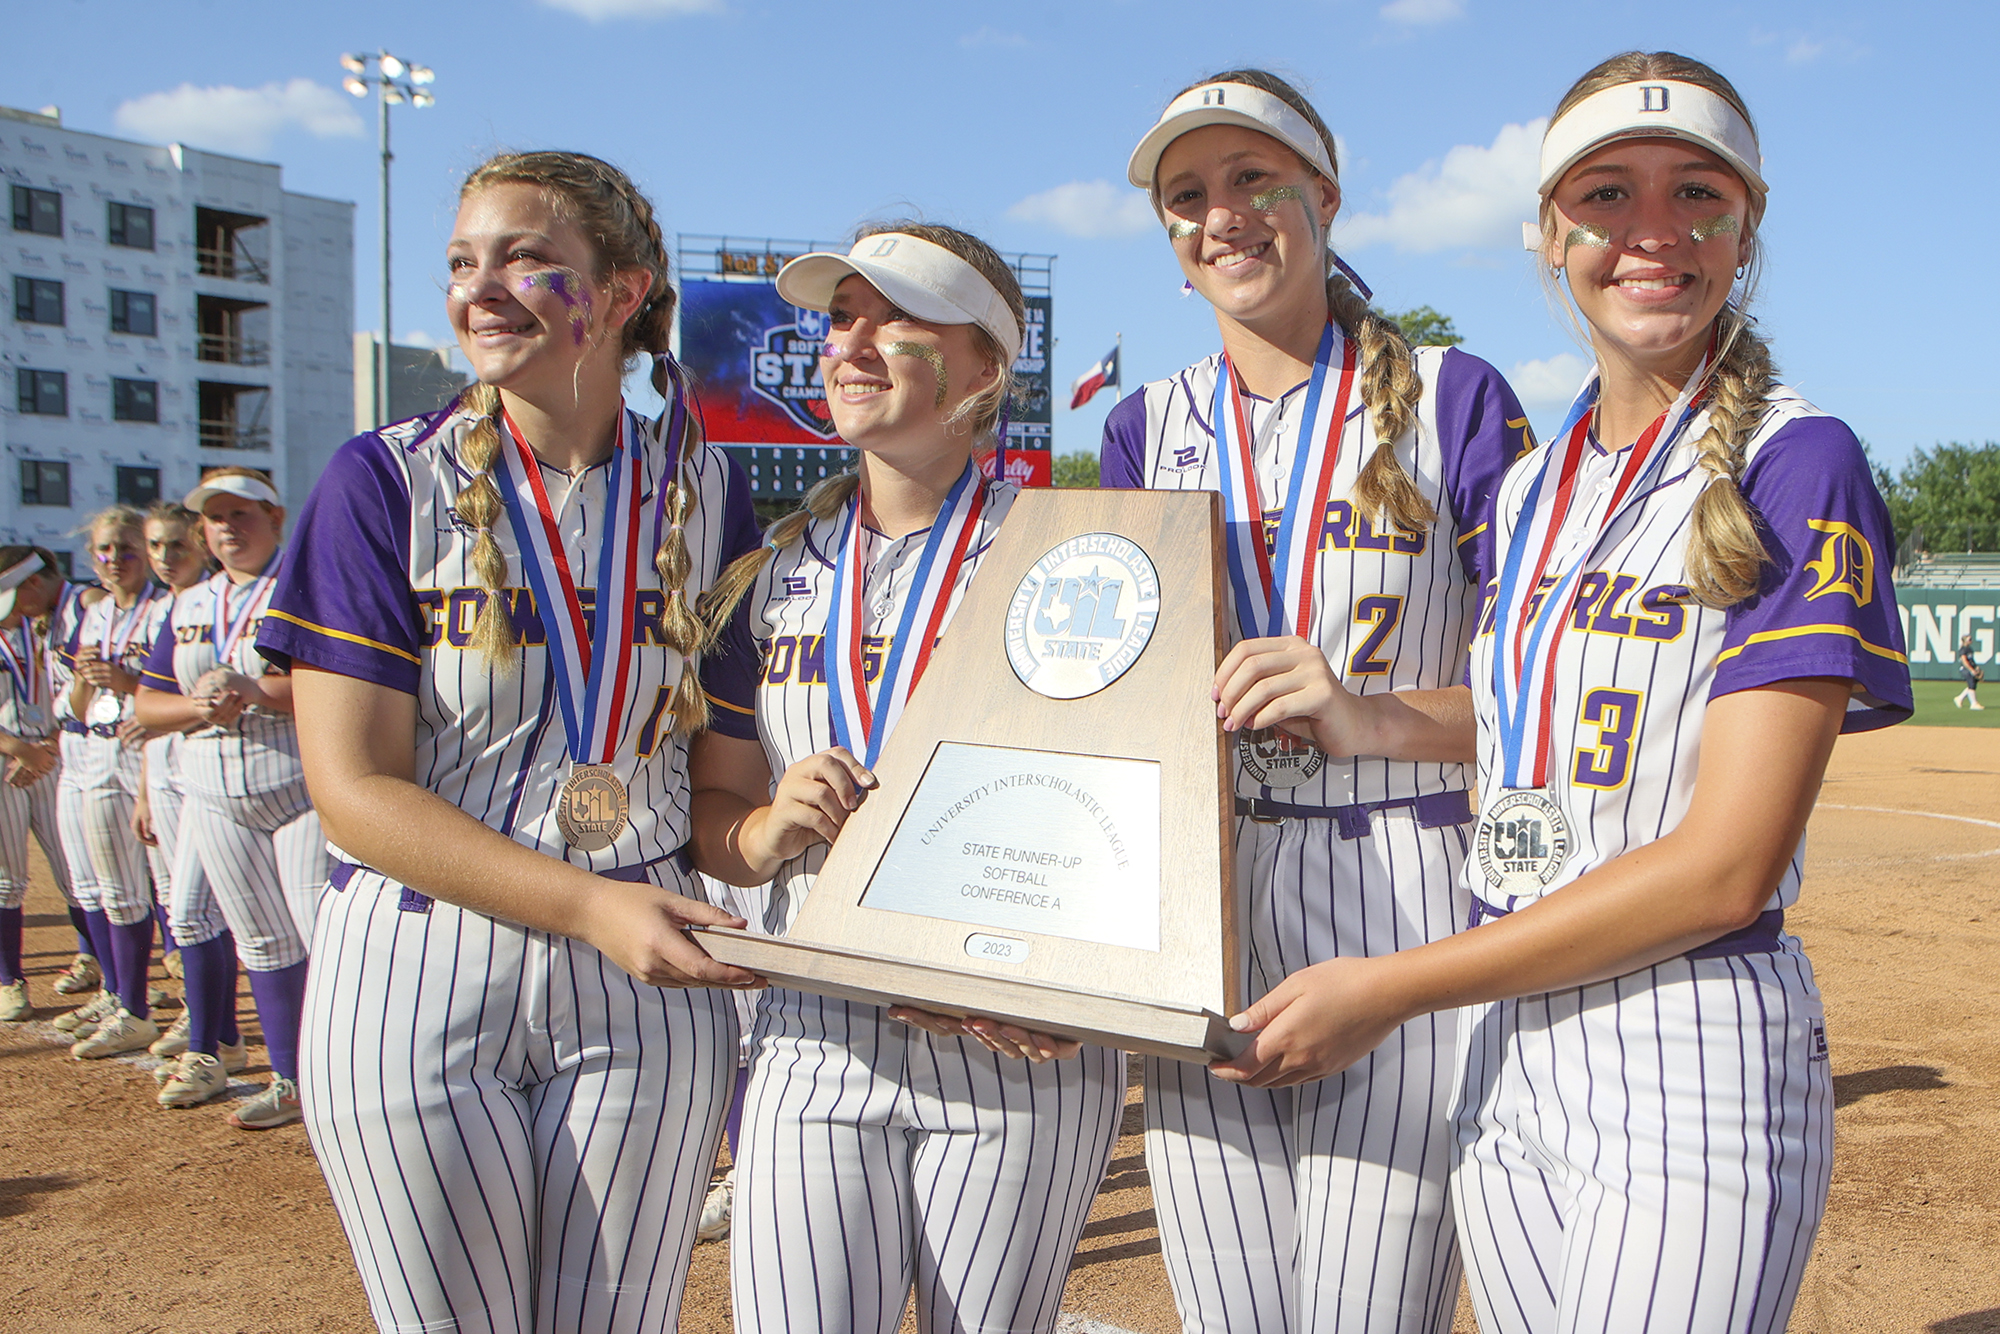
1102, 343, 1530, 808
1469, 387, 1912, 914
43, 583, 91, 731
142, 567, 297, 798
256, 407, 762, 873
718, 477, 1019, 936
63, 588, 171, 790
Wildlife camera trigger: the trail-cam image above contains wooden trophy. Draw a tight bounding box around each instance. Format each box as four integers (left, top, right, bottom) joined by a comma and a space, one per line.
699, 489, 1240, 1062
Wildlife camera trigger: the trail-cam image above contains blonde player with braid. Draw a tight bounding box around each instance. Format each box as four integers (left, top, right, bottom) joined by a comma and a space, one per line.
1209, 53, 1911, 1333
258, 151, 762, 1333
1108, 69, 1531, 1334
691, 223, 1123, 1334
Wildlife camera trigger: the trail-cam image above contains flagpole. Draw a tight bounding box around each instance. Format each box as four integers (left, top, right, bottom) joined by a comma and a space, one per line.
1114, 332, 1123, 403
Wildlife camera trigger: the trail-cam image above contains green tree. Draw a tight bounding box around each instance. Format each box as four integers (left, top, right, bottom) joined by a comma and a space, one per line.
1381, 305, 1464, 348
1053, 451, 1100, 488
1884, 442, 2000, 553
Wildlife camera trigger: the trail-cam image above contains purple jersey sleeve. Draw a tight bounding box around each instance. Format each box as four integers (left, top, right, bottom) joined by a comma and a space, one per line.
1432, 348, 1536, 591
1712, 414, 1912, 732
257, 433, 422, 693
140, 614, 181, 694
1098, 392, 1150, 489
697, 452, 763, 742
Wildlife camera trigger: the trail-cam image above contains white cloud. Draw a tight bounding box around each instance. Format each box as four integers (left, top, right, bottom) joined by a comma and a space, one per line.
1508, 352, 1590, 411
539, 0, 721, 16
1007, 180, 1156, 239
1335, 118, 1545, 254
1380, 0, 1463, 24
960, 26, 1029, 48
113, 79, 364, 157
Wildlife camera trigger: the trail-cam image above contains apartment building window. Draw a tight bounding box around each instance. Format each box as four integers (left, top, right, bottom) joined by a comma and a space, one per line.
10, 186, 61, 237
112, 377, 158, 423
109, 289, 157, 337
14, 276, 63, 325
107, 202, 154, 250
115, 466, 161, 507
20, 460, 70, 507
15, 368, 67, 416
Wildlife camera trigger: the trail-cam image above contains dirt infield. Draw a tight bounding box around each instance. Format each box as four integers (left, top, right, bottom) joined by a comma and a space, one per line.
0, 723, 1993, 1333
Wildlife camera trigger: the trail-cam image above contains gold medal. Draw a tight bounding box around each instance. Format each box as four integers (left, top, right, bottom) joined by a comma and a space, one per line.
557, 763, 628, 852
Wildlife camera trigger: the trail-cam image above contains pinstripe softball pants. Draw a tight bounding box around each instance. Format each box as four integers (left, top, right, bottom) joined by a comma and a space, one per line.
57, 739, 153, 925
732, 989, 1124, 1334
0, 761, 74, 910
303, 863, 736, 1334
173, 777, 324, 968
1145, 810, 1470, 1334
1451, 941, 1833, 1334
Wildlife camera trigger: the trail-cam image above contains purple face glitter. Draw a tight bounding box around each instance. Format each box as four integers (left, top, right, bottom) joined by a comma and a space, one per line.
518, 270, 593, 346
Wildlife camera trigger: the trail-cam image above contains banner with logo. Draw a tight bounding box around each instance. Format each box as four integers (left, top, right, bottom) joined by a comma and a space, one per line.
678, 280, 840, 447
1896, 586, 1996, 679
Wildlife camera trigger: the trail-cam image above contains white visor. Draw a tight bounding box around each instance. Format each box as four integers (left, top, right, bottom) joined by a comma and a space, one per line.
1538, 79, 1764, 198
0, 553, 48, 621
1127, 81, 1337, 198
775, 233, 1023, 367
185, 472, 281, 512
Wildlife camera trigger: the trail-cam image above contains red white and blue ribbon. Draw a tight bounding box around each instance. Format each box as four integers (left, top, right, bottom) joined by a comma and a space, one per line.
101, 586, 160, 665
0, 625, 40, 710
495, 406, 645, 767
1210, 319, 1358, 641
825, 461, 987, 768
1490, 351, 1713, 790
213, 562, 278, 672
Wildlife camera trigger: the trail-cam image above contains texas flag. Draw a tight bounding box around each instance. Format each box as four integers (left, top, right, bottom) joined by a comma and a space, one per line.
1069, 345, 1120, 410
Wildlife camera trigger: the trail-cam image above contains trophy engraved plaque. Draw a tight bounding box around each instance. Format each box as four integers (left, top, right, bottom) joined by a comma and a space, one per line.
699, 489, 1239, 1062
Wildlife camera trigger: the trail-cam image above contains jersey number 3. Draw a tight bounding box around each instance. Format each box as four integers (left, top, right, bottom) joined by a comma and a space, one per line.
1572, 688, 1643, 789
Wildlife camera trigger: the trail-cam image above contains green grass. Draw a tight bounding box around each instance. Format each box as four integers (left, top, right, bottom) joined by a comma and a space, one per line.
1908, 677, 2000, 727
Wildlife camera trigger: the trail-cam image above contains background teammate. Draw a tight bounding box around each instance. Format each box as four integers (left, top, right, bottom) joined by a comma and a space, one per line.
693, 223, 1124, 1334
1106, 70, 1530, 1333
136, 468, 320, 1127
262, 150, 760, 1334
1209, 52, 1912, 1333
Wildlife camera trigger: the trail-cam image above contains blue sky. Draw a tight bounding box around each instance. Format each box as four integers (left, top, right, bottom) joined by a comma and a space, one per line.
10, 0, 1993, 467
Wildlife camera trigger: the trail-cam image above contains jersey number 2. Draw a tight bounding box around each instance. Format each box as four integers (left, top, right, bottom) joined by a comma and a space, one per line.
1347, 596, 1403, 676
1572, 688, 1643, 790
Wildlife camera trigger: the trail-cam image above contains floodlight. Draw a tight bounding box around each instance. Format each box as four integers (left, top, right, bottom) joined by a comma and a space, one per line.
383, 89, 406, 105
410, 65, 435, 85
340, 53, 366, 73
411, 92, 435, 108
343, 77, 368, 97
379, 53, 405, 78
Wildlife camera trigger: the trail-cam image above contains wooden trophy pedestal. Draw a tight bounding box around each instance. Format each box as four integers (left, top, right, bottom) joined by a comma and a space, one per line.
700, 488, 1240, 1064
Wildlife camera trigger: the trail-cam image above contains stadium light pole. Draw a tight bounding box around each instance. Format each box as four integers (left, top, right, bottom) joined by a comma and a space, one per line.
342, 52, 435, 428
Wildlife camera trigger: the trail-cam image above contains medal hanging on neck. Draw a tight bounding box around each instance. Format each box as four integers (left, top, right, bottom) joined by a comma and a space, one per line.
87, 586, 157, 727
213, 561, 276, 673
0, 624, 43, 731
1211, 319, 1357, 789
1477, 351, 1714, 899
495, 406, 648, 853
824, 461, 986, 768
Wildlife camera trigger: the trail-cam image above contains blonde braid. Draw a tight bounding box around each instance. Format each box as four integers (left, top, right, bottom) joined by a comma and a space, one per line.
1325, 276, 1436, 535
1684, 307, 1776, 608
701, 470, 861, 645
455, 383, 520, 666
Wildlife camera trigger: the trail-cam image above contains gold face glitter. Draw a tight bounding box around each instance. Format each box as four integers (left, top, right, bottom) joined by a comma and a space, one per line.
1689, 213, 1740, 243
1250, 183, 1307, 213
1562, 223, 1612, 257
887, 341, 948, 408
1167, 219, 1203, 240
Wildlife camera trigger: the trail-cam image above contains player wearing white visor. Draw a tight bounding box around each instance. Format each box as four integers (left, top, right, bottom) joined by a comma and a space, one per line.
1110, 68, 1532, 1334
1207, 52, 1911, 1333
693, 223, 1124, 1334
